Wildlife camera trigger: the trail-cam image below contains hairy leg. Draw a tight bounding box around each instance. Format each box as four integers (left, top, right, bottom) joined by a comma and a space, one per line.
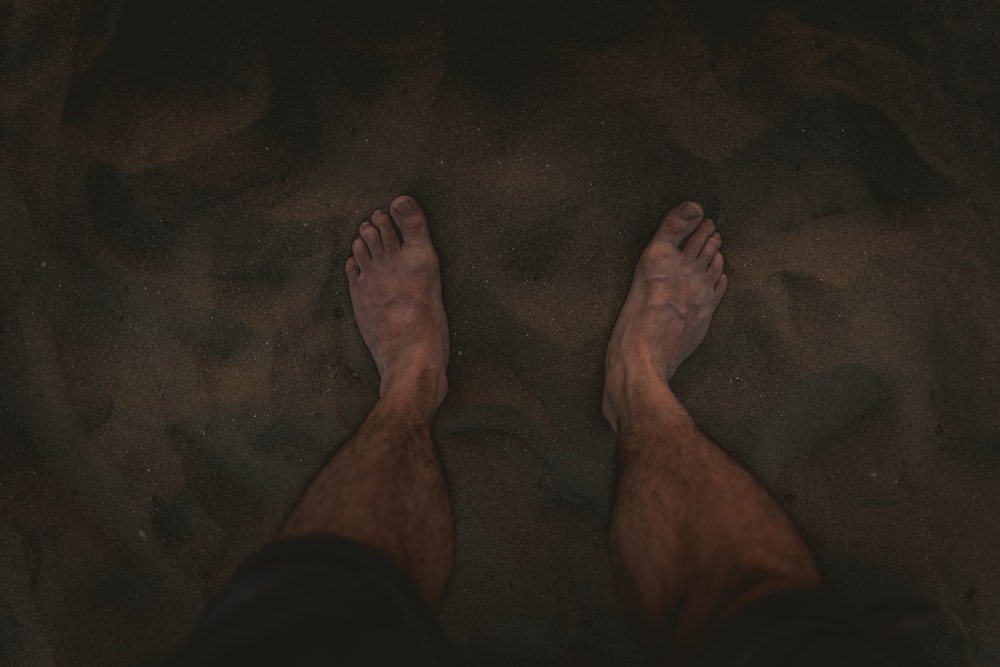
279, 195, 453, 605
604, 201, 822, 664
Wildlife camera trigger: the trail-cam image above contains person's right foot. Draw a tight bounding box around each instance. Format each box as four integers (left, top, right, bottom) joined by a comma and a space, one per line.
603, 201, 728, 432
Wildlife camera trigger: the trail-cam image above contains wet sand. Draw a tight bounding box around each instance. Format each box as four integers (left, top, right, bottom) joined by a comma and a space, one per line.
1, 0, 998, 665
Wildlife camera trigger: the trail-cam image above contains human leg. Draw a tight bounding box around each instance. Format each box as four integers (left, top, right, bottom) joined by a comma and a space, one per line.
162, 195, 459, 666
603, 201, 823, 665
279, 194, 453, 605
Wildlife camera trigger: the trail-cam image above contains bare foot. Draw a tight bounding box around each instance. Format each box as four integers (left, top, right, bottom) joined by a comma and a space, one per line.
603, 201, 728, 432
346, 195, 449, 418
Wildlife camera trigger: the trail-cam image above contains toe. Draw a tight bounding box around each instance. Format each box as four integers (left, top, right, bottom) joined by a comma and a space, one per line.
352, 236, 371, 268
653, 200, 704, 247
682, 218, 717, 261
697, 230, 722, 267
345, 256, 360, 281
390, 195, 431, 246
708, 251, 724, 279
359, 220, 383, 257
714, 273, 729, 301
372, 209, 400, 253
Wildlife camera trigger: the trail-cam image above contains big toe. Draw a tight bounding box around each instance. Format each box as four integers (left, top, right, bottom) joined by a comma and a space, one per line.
390, 195, 431, 246
653, 200, 705, 247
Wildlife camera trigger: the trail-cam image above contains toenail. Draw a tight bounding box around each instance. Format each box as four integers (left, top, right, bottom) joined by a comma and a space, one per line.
392, 198, 414, 215
680, 202, 703, 221
712, 232, 720, 238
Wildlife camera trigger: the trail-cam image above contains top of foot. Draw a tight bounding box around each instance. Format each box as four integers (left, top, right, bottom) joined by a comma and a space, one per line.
345, 195, 449, 418
602, 201, 728, 431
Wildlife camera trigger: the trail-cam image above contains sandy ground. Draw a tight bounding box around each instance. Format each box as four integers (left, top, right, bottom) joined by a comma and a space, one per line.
1, 0, 998, 665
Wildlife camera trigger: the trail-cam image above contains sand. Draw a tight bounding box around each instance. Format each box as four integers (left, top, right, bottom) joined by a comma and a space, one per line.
1, 0, 998, 665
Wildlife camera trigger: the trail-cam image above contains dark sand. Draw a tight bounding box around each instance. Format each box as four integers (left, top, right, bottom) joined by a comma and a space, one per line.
1, 0, 999, 665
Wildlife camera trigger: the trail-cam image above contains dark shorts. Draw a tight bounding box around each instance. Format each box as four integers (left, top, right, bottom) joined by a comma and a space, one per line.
162, 536, 933, 667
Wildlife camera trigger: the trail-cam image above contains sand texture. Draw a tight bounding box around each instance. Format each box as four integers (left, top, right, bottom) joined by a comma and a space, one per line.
1, 0, 999, 665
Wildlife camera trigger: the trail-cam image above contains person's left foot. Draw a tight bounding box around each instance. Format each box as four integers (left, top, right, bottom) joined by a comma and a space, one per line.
346, 195, 449, 417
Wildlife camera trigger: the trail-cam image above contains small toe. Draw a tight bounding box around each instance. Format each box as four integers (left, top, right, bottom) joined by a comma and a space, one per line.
372, 209, 400, 253
359, 220, 383, 256
682, 218, 717, 261
352, 236, 371, 267
654, 200, 704, 247
708, 251, 725, 279
345, 256, 360, 281
697, 230, 722, 267
714, 273, 729, 300
390, 195, 431, 245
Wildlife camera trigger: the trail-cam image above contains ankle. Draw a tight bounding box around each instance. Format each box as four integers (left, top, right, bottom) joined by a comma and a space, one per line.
378, 367, 447, 422
603, 362, 675, 434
